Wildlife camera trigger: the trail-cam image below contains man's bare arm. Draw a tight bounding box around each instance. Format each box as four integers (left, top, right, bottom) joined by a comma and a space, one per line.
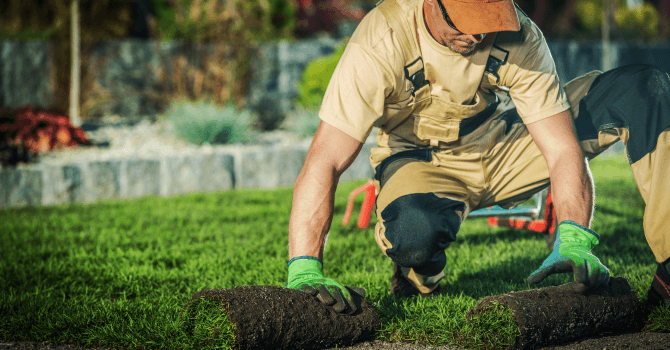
289, 121, 364, 259
525, 110, 594, 227
525, 110, 610, 291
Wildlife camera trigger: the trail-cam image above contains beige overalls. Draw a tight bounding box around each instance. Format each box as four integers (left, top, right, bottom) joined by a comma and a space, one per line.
366, 0, 670, 293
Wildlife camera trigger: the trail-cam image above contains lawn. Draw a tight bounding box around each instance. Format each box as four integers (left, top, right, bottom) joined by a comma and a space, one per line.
1, 152, 668, 349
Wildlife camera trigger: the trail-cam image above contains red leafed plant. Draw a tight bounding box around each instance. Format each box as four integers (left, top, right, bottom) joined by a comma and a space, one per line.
0, 107, 91, 165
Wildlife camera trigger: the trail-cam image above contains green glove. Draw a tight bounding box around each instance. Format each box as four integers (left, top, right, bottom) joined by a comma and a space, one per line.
287, 256, 363, 314
527, 221, 610, 293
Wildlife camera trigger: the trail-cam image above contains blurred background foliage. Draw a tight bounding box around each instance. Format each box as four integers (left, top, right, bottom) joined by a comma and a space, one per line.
0, 0, 668, 135
0, 0, 136, 116
295, 41, 347, 110
576, 0, 661, 39
151, 0, 295, 42
148, 0, 295, 108
514, 0, 669, 40
0, 0, 301, 122
1, 0, 666, 42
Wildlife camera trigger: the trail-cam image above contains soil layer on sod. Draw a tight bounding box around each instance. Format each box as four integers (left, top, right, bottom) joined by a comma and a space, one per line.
467, 277, 643, 350
187, 285, 380, 350
5, 333, 670, 350
539, 331, 670, 350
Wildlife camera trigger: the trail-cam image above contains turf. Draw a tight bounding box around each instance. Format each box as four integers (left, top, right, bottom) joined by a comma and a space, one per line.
0, 152, 668, 350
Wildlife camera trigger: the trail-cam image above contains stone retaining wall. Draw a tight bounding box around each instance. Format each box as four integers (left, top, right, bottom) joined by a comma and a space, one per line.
0, 140, 376, 209
1, 39, 669, 117
0, 138, 627, 209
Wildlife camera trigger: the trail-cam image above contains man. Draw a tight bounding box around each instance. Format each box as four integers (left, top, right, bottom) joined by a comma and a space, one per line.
286, 0, 670, 314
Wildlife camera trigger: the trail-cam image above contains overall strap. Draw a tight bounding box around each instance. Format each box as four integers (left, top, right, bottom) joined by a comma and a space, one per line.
375, 0, 512, 139
376, 0, 428, 96
377, 0, 419, 60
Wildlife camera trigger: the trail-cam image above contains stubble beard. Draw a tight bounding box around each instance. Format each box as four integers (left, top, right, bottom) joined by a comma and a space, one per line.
446, 39, 477, 54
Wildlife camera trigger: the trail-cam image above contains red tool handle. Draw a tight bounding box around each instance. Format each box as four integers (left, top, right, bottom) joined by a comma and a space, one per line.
343, 180, 376, 228
357, 181, 377, 229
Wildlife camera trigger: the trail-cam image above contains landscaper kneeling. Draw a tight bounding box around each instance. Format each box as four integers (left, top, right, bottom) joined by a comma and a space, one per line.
286, 0, 670, 313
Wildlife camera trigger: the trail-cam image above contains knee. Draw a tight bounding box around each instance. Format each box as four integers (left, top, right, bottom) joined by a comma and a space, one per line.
381, 193, 465, 268
618, 64, 670, 95
641, 66, 670, 97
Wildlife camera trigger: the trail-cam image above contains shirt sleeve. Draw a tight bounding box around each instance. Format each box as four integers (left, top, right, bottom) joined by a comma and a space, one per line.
500, 22, 570, 124
318, 42, 394, 143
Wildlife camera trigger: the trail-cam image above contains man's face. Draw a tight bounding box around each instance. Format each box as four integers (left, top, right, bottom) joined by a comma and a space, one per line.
423, 0, 486, 54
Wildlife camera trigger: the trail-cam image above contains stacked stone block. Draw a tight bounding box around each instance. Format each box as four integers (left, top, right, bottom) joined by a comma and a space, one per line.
0, 141, 375, 209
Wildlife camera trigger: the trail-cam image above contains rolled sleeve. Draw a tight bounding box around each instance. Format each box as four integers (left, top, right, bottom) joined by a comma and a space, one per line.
503, 22, 571, 124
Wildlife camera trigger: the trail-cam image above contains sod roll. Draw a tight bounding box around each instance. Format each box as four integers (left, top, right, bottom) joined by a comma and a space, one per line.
467, 277, 643, 350
187, 285, 380, 350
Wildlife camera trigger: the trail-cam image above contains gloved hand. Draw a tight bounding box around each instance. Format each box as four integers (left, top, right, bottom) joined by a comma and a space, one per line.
527, 221, 610, 293
287, 256, 365, 314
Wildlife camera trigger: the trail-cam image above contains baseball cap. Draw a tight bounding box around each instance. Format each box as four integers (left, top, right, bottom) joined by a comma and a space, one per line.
442, 0, 520, 34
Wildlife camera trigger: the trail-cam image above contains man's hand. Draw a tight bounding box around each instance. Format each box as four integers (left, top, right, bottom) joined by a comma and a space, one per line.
287, 256, 365, 314
527, 221, 610, 293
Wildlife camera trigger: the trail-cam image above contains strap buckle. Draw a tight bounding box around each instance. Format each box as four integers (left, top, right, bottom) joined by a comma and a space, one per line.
404, 57, 428, 97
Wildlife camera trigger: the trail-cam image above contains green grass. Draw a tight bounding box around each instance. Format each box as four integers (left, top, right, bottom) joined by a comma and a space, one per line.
0, 152, 668, 349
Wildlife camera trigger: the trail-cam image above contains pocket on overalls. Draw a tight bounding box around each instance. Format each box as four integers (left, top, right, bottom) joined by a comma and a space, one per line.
413, 115, 460, 145
413, 93, 488, 146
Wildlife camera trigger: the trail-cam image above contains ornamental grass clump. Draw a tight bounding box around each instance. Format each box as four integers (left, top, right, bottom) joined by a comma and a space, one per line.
163, 100, 252, 145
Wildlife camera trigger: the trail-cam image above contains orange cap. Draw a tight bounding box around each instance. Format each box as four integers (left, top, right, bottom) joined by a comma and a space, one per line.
443, 0, 520, 34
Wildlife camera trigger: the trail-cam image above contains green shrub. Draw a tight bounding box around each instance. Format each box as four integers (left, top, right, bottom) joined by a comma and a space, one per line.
295, 40, 348, 109
162, 100, 252, 145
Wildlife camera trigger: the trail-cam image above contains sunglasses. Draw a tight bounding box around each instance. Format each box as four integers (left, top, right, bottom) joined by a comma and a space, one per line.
436, 0, 460, 32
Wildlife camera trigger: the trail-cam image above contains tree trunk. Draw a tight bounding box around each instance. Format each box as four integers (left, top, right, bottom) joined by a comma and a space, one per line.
69, 0, 81, 126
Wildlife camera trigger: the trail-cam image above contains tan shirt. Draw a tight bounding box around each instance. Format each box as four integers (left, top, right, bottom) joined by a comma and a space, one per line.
319, 0, 570, 144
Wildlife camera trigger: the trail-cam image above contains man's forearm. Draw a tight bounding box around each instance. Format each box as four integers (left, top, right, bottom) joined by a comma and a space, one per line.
288, 163, 339, 260
526, 110, 595, 228
287, 121, 363, 260
547, 147, 594, 227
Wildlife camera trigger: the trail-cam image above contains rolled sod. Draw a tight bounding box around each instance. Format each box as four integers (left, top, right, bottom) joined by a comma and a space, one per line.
467, 277, 643, 350
186, 285, 380, 350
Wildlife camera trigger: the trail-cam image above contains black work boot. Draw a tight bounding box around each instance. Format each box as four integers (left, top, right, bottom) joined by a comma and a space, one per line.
390, 263, 442, 298
646, 259, 670, 311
